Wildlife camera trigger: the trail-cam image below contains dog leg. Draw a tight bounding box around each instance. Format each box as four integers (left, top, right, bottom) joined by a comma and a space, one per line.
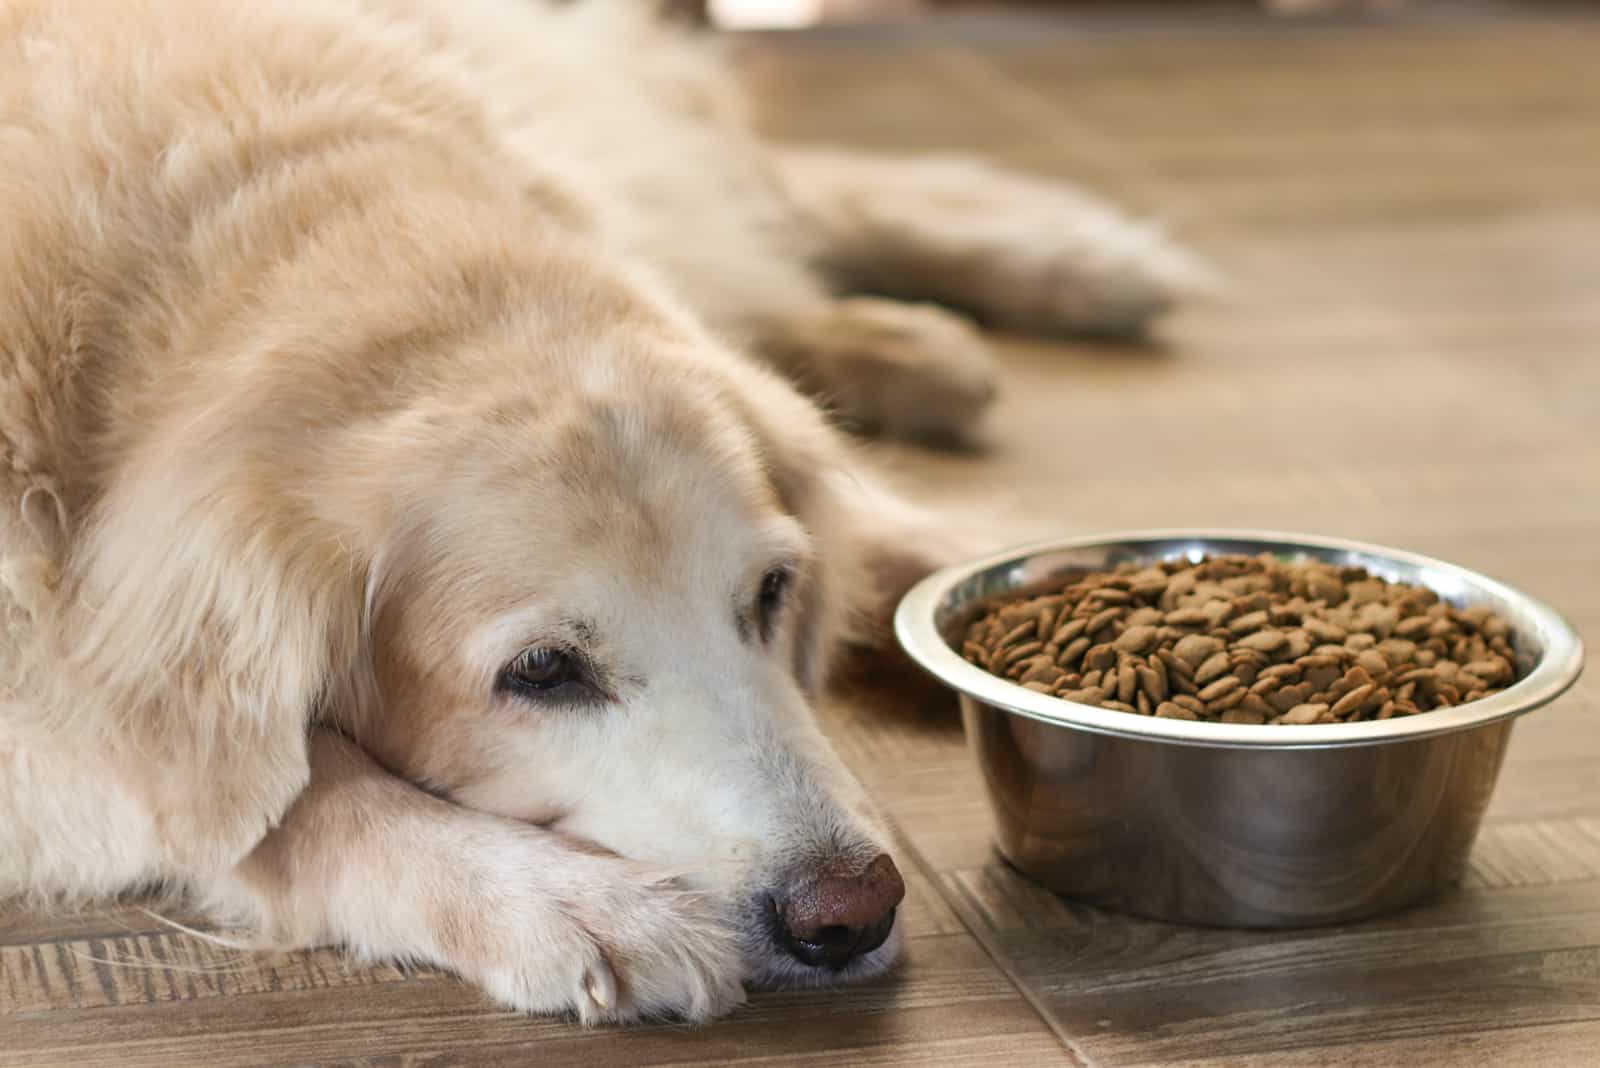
205, 729, 744, 1023
755, 296, 998, 444
776, 148, 1216, 338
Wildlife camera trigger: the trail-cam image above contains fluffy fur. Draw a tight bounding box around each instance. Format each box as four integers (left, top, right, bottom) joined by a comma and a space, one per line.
0, 0, 1200, 1022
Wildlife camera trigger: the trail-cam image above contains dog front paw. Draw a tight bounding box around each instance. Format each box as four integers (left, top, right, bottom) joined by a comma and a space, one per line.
467, 857, 745, 1025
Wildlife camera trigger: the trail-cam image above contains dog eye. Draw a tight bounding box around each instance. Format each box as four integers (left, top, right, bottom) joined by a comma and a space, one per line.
498, 647, 584, 697
756, 566, 790, 640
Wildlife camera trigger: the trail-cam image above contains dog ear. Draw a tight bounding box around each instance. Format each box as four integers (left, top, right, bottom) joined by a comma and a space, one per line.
715, 353, 993, 713
712, 361, 861, 697
33, 469, 367, 876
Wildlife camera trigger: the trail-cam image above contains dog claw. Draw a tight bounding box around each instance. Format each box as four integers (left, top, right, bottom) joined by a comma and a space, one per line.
583, 964, 617, 1015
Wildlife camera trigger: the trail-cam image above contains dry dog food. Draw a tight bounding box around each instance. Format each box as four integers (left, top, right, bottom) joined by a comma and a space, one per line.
960, 553, 1520, 724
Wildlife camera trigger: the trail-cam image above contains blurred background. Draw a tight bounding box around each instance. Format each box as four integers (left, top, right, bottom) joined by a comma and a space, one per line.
704, 10, 1600, 1059
678, 0, 1452, 28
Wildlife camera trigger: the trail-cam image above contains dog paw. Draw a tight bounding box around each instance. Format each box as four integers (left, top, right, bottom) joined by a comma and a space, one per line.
1004, 212, 1219, 338
800, 152, 1218, 339
775, 297, 998, 443
469, 857, 745, 1025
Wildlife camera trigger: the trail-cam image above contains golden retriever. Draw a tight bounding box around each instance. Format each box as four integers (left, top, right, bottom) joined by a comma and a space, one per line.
0, 0, 1203, 1023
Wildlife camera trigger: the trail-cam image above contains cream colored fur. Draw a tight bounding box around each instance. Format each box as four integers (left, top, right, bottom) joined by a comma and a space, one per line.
1, 0, 1198, 1023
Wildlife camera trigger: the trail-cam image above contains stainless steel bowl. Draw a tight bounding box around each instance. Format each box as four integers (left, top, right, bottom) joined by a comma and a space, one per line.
895, 530, 1585, 928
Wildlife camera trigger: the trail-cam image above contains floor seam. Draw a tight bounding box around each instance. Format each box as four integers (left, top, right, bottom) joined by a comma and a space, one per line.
877, 801, 1101, 1066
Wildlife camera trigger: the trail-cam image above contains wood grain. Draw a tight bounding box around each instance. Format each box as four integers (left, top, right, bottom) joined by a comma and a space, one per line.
7, 6, 1600, 1065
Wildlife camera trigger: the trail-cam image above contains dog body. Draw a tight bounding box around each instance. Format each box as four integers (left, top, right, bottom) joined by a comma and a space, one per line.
1, 0, 1197, 1020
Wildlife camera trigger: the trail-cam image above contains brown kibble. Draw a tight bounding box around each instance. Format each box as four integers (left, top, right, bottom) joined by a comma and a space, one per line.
1115, 624, 1160, 654
1052, 617, 1089, 646
1020, 660, 1063, 686
1197, 676, 1243, 702
1117, 658, 1139, 703
1158, 647, 1196, 680
1268, 683, 1313, 713
1131, 577, 1169, 601
1282, 630, 1313, 659
1036, 605, 1059, 640
1164, 606, 1212, 627
1342, 665, 1375, 690
1302, 617, 1348, 643
959, 555, 1519, 726
1195, 651, 1233, 685
1000, 620, 1036, 647
1172, 633, 1223, 667
1306, 573, 1345, 603
1331, 683, 1377, 719
1156, 701, 1197, 720
1058, 636, 1092, 668
1377, 639, 1418, 664
1207, 688, 1248, 714
1136, 664, 1167, 703
1240, 693, 1276, 719
1395, 616, 1433, 639
1248, 675, 1282, 696
1228, 610, 1270, 635
1085, 643, 1118, 672
1003, 641, 1043, 667
1236, 628, 1287, 654
1346, 579, 1386, 606
1088, 606, 1124, 635
1355, 649, 1389, 677
1280, 703, 1328, 725
1466, 658, 1511, 685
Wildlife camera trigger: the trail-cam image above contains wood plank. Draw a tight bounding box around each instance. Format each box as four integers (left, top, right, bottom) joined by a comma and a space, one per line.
1139, 1021, 1600, 1068
945, 868, 1600, 1064
0, 933, 1065, 1068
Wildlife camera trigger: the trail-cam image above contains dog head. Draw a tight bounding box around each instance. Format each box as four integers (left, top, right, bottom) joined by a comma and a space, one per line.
324, 274, 907, 988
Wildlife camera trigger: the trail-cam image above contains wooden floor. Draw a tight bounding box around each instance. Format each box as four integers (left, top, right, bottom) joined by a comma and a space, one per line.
5, 7, 1599, 1066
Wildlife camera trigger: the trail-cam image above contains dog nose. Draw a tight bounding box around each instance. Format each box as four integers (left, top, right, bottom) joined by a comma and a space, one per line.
772, 853, 905, 970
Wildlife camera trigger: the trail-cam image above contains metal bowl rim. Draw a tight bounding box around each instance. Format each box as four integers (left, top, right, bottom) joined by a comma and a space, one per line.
895, 527, 1585, 750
